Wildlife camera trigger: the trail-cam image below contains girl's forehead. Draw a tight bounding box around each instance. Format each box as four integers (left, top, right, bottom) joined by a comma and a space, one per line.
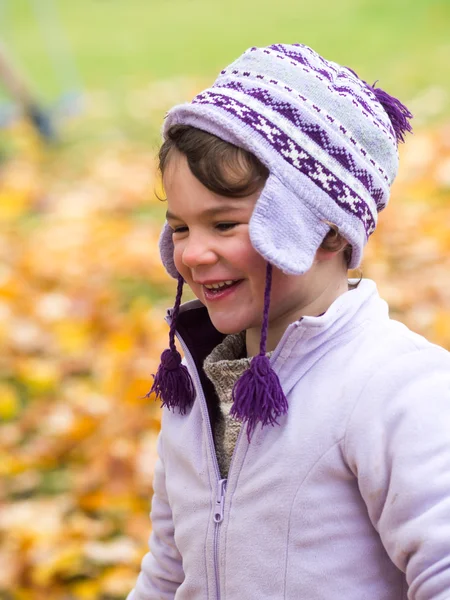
163, 151, 204, 193
164, 153, 258, 217
166, 198, 253, 220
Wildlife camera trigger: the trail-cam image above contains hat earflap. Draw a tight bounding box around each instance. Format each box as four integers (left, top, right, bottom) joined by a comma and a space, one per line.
148, 275, 196, 413
231, 263, 288, 440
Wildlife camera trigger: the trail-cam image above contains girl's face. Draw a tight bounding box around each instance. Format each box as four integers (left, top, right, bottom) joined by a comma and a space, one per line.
164, 151, 348, 355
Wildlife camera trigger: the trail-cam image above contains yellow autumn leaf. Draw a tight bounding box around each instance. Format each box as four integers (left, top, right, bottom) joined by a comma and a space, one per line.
70, 579, 102, 600
31, 543, 85, 587
122, 376, 154, 405
8, 589, 36, 600
433, 311, 450, 347
0, 270, 22, 301
16, 358, 60, 394
0, 452, 27, 477
51, 320, 92, 355
105, 330, 135, 354
0, 191, 33, 221
78, 489, 148, 514
100, 565, 139, 596
0, 382, 20, 420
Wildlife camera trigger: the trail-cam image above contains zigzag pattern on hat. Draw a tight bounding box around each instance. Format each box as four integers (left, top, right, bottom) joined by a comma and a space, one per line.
216, 68, 392, 185
211, 81, 387, 209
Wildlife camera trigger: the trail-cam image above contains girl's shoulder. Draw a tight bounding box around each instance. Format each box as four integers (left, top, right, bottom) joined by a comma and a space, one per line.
344, 316, 450, 434
359, 314, 449, 369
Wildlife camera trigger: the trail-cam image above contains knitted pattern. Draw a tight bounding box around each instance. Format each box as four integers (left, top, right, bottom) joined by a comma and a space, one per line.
159, 43, 411, 278
203, 332, 273, 477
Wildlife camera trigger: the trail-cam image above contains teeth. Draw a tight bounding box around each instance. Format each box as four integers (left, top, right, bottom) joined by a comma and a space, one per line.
204, 280, 236, 290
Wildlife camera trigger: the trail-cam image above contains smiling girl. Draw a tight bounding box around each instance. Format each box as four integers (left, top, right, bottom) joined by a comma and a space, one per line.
128, 44, 450, 600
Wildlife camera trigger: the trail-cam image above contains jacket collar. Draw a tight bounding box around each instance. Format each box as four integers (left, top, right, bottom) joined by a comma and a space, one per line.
270, 278, 388, 394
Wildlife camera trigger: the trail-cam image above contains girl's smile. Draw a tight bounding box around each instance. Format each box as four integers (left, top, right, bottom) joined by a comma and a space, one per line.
163, 151, 349, 356
200, 279, 244, 301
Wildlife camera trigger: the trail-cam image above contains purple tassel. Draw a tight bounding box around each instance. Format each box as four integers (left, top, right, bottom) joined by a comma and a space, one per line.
231, 353, 288, 440
231, 263, 288, 440
148, 275, 196, 413
150, 348, 195, 414
370, 83, 413, 144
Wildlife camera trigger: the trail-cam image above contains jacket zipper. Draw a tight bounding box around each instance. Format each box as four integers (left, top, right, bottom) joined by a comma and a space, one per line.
175, 332, 231, 600
214, 478, 227, 599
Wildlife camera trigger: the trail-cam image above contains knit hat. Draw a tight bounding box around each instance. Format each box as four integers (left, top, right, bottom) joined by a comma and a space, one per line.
150, 43, 412, 434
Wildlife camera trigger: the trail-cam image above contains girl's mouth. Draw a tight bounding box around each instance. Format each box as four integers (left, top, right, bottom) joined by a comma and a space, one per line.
202, 280, 243, 301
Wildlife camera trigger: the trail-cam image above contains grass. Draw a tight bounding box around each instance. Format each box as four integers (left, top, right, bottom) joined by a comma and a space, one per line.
0, 0, 449, 153
2, 0, 450, 101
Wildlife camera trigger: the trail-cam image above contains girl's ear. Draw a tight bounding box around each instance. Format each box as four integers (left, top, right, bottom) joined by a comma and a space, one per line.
317, 225, 350, 264
315, 246, 341, 261
315, 243, 349, 265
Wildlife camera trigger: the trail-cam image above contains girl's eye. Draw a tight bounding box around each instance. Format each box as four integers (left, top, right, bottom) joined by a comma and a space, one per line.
171, 223, 238, 234
216, 222, 238, 232
172, 226, 188, 234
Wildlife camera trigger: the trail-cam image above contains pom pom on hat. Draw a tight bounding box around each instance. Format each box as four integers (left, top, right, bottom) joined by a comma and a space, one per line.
370, 83, 413, 144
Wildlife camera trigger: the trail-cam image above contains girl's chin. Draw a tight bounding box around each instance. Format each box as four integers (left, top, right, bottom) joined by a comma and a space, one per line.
205, 310, 250, 335
208, 319, 246, 335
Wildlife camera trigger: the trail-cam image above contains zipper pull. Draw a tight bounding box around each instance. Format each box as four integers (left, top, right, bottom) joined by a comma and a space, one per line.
213, 478, 227, 523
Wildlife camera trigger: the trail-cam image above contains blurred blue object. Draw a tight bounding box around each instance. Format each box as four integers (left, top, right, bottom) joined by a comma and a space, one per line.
0, 0, 83, 141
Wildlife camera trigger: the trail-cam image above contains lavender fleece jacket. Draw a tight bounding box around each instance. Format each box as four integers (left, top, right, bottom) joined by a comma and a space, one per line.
128, 279, 450, 600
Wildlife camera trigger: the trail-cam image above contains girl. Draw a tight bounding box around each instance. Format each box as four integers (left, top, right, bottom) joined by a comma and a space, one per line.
128, 44, 450, 599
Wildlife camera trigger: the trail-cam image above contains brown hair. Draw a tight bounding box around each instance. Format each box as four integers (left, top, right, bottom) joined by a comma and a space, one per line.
159, 124, 352, 266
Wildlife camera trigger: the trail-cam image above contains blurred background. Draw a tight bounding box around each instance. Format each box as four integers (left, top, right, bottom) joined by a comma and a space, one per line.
0, 0, 449, 598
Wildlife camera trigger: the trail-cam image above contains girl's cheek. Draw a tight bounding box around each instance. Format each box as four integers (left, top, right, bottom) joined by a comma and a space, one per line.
173, 244, 186, 275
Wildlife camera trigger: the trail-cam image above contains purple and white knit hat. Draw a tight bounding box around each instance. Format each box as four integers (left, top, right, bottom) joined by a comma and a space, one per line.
151, 43, 412, 435
159, 42, 412, 279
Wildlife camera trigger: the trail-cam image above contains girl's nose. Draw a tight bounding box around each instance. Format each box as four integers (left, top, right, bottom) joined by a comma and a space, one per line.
181, 235, 218, 268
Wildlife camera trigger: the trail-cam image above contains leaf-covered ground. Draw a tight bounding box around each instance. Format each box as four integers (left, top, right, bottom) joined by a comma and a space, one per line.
0, 117, 449, 599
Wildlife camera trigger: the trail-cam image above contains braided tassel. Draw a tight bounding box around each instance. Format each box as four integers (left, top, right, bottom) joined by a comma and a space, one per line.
148, 275, 195, 413
231, 263, 288, 440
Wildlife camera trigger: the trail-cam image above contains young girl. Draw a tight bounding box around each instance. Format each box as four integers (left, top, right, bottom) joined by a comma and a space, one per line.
128, 44, 450, 599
